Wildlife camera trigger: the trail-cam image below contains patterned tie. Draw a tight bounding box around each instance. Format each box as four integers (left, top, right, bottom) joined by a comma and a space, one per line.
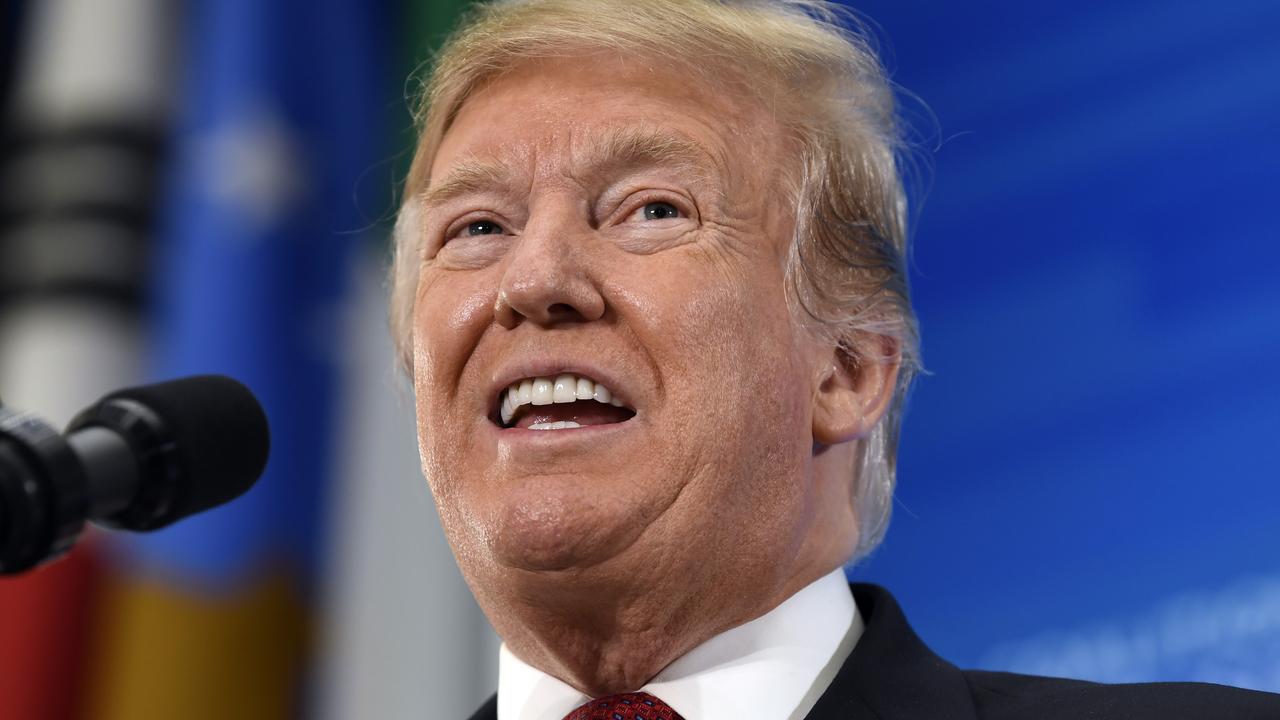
562, 691, 685, 720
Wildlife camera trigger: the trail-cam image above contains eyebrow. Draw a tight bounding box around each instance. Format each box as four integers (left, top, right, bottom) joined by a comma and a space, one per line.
418, 127, 720, 209
582, 126, 719, 183
419, 160, 516, 209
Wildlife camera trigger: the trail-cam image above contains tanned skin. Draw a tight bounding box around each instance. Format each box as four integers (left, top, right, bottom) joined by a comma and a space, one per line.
411, 54, 898, 695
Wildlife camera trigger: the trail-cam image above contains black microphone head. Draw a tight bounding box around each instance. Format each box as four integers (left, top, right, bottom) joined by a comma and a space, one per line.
69, 375, 270, 530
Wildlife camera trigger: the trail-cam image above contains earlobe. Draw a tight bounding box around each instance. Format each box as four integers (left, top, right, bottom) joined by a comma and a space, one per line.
812, 335, 900, 446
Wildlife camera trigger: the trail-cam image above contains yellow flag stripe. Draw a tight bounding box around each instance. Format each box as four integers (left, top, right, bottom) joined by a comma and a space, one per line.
86, 569, 309, 720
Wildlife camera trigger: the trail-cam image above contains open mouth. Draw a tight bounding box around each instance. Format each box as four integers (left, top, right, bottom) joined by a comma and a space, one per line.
494, 373, 636, 430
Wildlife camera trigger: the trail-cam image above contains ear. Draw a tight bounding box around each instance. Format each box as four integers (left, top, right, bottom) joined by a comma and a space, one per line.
812, 333, 900, 445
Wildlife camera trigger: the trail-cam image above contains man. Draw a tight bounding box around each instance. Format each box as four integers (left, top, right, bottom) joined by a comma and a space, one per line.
389, 1, 1280, 718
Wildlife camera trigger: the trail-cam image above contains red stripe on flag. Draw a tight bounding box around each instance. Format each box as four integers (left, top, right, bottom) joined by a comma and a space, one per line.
0, 543, 105, 720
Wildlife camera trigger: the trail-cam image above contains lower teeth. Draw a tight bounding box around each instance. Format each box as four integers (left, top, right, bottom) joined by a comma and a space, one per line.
528, 421, 582, 430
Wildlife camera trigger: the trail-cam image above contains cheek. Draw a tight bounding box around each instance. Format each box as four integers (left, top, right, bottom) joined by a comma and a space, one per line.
413, 270, 495, 382
664, 252, 802, 395
636, 248, 812, 462
638, 257, 815, 558
412, 271, 498, 481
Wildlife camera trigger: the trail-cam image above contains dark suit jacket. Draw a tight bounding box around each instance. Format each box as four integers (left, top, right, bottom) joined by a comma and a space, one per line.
468, 583, 1280, 719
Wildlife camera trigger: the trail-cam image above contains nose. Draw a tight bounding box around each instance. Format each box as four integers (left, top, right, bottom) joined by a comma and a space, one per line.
494, 217, 605, 329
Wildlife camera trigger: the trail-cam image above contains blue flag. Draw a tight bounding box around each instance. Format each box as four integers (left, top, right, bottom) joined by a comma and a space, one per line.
86, 1, 392, 716
141, 0, 390, 587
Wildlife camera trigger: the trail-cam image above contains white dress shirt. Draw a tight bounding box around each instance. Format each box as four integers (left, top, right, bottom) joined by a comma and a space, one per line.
498, 567, 863, 720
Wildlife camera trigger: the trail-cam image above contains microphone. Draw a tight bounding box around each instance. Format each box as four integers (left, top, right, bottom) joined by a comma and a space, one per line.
0, 375, 270, 574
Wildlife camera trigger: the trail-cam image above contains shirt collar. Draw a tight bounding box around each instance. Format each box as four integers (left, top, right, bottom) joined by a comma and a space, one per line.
498, 567, 861, 720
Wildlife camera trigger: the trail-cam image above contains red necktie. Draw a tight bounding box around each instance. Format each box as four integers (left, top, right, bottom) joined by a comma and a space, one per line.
562, 691, 685, 720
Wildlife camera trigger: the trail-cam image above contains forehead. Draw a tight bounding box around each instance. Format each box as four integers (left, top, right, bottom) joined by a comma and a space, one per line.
424, 125, 720, 210
427, 54, 785, 193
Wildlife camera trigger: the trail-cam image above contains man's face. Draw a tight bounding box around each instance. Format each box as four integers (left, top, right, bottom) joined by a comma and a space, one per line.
412, 54, 850, 648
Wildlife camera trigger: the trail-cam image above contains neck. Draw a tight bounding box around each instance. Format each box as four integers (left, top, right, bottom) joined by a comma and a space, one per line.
479, 556, 840, 696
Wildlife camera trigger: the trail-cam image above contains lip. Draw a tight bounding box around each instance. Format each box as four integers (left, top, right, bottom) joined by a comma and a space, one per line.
488, 358, 638, 423
484, 416, 636, 446
478, 411, 638, 465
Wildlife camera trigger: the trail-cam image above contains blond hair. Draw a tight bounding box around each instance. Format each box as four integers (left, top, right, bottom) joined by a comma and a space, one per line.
390, 0, 922, 563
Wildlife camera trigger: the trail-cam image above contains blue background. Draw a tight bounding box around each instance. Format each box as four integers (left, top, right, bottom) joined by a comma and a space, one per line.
845, 0, 1280, 689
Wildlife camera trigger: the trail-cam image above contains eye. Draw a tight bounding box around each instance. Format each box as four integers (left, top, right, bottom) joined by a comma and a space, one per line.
639, 201, 682, 221
464, 219, 505, 236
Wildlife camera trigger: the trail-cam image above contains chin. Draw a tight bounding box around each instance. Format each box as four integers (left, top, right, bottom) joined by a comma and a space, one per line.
480, 471, 649, 573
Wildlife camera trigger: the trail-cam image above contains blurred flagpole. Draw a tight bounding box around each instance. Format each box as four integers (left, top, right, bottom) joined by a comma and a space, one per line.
0, 0, 175, 718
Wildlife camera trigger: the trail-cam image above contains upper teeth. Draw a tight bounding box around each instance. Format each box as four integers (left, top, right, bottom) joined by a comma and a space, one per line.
500, 373, 624, 426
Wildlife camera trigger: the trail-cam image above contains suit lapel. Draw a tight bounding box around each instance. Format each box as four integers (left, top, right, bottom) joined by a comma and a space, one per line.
805, 584, 979, 720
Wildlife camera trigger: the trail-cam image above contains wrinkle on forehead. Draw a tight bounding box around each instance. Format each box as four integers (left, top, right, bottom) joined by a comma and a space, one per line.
419, 125, 724, 210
